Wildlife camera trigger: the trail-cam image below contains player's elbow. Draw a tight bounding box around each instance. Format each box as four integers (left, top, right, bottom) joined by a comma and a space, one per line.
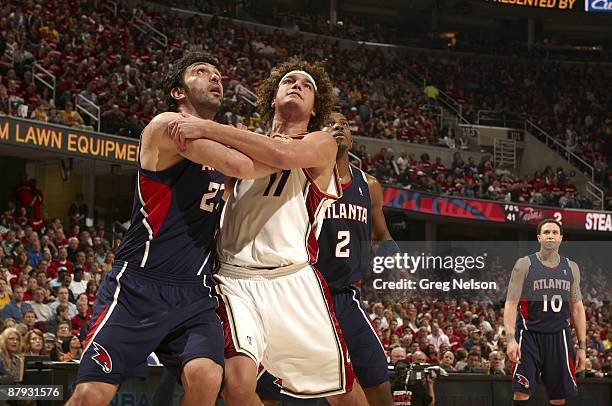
220, 155, 253, 178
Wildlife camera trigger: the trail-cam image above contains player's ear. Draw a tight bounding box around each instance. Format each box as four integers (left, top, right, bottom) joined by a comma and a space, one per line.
170, 87, 185, 103
311, 109, 316, 117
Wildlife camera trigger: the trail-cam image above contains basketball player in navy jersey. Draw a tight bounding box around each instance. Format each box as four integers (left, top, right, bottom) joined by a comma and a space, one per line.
68, 52, 276, 406
170, 59, 367, 405
256, 112, 397, 406
504, 219, 586, 406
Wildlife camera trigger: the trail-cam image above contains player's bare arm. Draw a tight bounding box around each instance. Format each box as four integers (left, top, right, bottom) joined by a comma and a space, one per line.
169, 114, 337, 170
366, 174, 394, 242
143, 112, 278, 179
568, 260, 587, 372
504, 256, 530, 363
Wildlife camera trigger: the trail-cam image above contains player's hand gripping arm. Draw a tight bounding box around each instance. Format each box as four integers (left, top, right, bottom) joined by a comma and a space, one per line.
569, 260, 587, 372
169, 113, 337, 170
152, 113, 278, 179
504, 257, 529, 364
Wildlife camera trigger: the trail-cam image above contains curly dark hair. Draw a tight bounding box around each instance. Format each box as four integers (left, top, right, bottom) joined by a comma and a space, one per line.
162, 51, 220, 112
256, 58, 334, 132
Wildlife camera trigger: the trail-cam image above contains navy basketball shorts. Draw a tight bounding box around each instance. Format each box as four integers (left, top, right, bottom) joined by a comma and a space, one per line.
256, 286, 388, 401
512, 327, 578, 400
76, 261, 224, 386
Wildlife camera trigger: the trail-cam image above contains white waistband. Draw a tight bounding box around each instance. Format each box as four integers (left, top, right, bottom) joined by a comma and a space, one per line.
217, 262, 309, 279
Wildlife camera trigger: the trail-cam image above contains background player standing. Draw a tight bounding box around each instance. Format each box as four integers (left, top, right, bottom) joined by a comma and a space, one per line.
504, 219, 586, 406
257, 112, 398, 406
68, 52, 271, 406
170, 59, 367, 405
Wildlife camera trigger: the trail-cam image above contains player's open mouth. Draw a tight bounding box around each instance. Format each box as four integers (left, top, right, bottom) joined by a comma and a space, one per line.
287, 92, 303, 100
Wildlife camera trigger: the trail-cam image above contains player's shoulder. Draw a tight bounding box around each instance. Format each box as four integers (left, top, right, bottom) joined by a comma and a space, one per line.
145, 112, 182, 133
566, 258, 579, 270
364, 171, 380, 186
515, 256, 531, 269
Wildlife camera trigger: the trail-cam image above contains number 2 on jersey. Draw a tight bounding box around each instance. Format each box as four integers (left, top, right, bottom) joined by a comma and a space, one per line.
336, 230, 350, 258
200, 182, 222, 212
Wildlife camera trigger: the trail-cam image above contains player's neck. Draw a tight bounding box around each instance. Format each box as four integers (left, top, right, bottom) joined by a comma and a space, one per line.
537, 249, 559, 263
336, 153, 351, 184
271, 114, 309, 136
180, 105, 216, 120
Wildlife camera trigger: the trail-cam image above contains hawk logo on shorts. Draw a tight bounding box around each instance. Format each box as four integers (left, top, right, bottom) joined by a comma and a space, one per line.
515, 373, 529, 389
91, 342, 113, 374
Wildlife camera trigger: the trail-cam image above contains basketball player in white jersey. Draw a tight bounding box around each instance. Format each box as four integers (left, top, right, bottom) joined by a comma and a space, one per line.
169, 58, 367, 405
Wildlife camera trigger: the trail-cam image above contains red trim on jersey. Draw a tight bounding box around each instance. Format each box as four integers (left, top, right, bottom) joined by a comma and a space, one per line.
341, 179, 353, 190
82, 304, 110, 351
214, 292, 240, 358
518, 299, 529, 323
568, 356, 577, 382
305, 186, 324, 264
312, 267, 355, 393
138, 174, 172, 237
301, 167, 342, 200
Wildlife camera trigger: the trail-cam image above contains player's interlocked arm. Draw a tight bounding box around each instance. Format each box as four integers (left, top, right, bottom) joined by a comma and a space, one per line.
169, 113, 337, 170
158, 112, 279, 179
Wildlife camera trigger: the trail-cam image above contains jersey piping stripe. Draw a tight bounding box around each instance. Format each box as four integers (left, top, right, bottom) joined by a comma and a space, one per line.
512, 329, 524, 378
349, 287, 386, 352
81, 261, 128, 357
562, 329, 578, 387
137, 175, 153, 267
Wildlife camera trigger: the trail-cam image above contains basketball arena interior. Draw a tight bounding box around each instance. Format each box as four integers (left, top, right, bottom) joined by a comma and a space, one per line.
0, 0, 611, 405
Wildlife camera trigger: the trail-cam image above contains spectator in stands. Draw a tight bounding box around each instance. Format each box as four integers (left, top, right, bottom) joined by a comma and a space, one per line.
71, 299, 90, 337
0, 278, 11, 310
46, 303, 72, 335
439, 351, 456, 372
48, 287, 77, 318
487, 351, 505, 375
49, 247, 73, 278
60, 335, 82, 362
27, 239, 42, 268
22, 309, 36, 331
28, 287, 52, 324
390, 346, 407, 364
454, 348, 468, 371
22, 329, 46, 356
427, 322, 450, 352
43, 333, 60, 361
69, 268, 87, 297
0, 327, 23, 383
1, 230, 18, 257
1, 286, 33, 323
460, 350, 483, 373
22, 277, 37, 301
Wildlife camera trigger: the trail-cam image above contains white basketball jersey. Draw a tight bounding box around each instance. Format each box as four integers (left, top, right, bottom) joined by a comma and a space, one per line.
217, 167, 341, 269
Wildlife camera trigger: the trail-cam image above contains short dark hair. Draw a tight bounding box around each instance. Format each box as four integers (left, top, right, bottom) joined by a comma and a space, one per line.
537, 219, 563, 236
256, 57, 334, 132
163, 51, 220, 112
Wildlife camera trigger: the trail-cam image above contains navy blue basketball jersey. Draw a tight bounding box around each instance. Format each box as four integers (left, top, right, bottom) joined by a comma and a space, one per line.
316, 166, 371, 291
517, 253, 573, 333
115, 159, 225, 278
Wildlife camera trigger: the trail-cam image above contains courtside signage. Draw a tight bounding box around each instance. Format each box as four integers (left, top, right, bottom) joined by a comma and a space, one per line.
585, 0, 612, 11
0, 116, 138, 164
484, 0, 579, 10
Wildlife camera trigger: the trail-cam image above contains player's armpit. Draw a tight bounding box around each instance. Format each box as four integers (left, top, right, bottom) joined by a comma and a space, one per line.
505, 256, 530, 302
568, 260, 583, 303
